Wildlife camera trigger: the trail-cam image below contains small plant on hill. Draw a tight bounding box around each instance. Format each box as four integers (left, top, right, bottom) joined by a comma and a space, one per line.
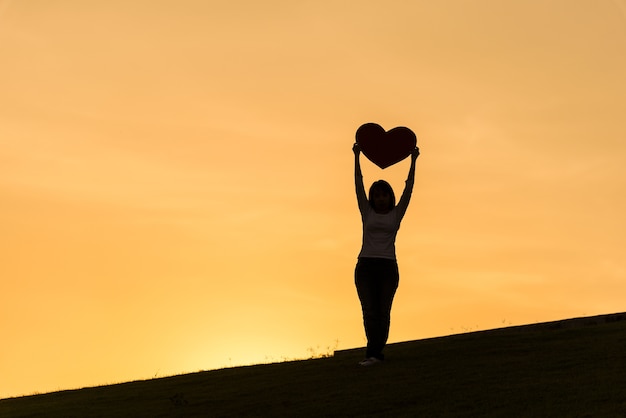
307, 339, 339, 359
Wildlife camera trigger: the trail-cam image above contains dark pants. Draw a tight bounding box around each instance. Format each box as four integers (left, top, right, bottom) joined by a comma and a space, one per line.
355, 257, 399, 360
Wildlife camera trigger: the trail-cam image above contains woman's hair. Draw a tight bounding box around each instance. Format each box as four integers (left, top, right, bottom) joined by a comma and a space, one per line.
368, 180, 396, 210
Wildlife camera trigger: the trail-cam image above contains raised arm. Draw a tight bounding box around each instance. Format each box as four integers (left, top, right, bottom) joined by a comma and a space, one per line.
396, 147, 420, 220
353, 143, 368, 215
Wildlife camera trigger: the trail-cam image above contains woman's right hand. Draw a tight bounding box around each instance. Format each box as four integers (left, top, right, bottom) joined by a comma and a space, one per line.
353, 143, 361, 155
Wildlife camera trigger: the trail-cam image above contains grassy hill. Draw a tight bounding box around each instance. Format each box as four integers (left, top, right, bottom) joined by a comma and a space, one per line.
2, 312, 625, 417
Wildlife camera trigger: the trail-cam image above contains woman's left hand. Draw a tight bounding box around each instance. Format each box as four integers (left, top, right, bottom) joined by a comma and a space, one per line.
411, 147, 420, 160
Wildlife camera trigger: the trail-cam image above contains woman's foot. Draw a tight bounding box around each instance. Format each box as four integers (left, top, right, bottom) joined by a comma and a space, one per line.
358, 357, 382, 366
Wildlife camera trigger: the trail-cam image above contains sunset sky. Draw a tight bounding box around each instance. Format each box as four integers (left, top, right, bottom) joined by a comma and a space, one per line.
2, 0, 625, 398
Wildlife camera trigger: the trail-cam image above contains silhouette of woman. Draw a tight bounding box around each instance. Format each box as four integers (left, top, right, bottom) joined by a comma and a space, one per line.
353, 142, 419, 366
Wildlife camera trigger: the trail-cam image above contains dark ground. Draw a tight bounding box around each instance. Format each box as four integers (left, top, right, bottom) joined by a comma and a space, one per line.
2, 312, 625, 417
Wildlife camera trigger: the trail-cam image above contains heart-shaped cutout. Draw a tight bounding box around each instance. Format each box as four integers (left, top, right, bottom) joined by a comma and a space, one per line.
356, 123, 417, 169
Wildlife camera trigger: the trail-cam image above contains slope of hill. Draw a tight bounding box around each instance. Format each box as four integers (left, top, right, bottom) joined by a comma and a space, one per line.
2, 312, 625, 417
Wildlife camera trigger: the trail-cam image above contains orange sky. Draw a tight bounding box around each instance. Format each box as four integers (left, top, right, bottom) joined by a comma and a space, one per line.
2, 0, 625, 398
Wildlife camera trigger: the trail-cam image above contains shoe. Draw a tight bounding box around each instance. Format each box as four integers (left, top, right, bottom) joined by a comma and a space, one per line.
358, 357, 382, 366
